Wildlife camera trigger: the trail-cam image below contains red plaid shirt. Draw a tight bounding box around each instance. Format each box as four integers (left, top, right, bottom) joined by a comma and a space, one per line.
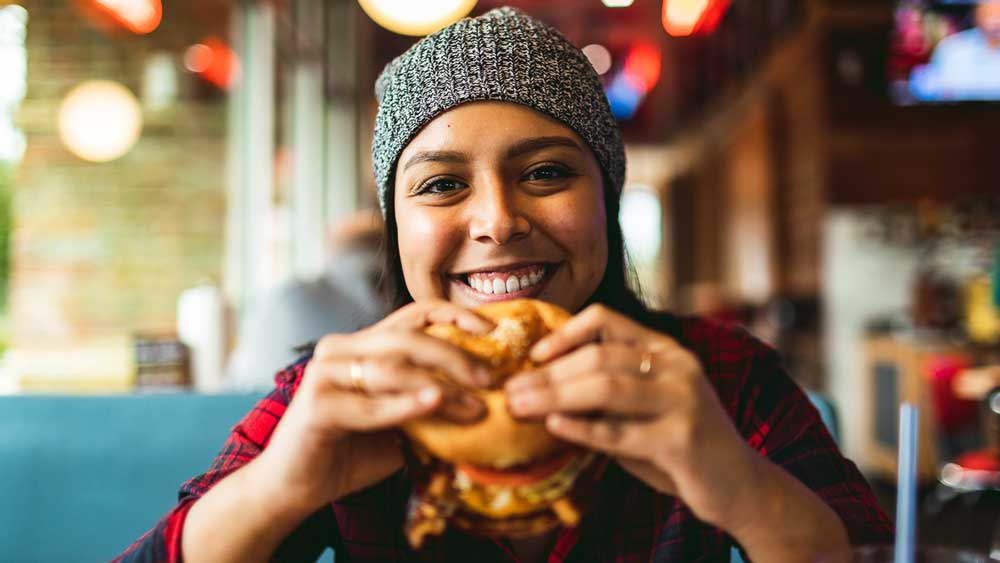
111, 313, 892, 563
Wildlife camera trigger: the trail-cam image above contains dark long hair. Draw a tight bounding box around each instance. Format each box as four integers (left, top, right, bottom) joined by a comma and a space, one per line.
377, 177, 651, 322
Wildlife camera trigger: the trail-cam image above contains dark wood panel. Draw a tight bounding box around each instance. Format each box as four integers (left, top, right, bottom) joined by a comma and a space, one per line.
828, 131, 994, 204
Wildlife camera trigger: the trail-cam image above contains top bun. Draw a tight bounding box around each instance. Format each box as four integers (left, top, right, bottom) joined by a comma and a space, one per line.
402, 299, 571, 469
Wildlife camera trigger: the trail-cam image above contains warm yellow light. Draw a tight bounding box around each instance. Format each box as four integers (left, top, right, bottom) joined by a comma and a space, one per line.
357, 0, 477, 36
663, 0, 710, 36
93, 0, 162, 34
58, 80, 142, 163
602, 0, 634, 6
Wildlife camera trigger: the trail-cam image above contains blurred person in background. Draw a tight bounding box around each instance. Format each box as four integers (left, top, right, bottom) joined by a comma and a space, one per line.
223, 210, 386, 391
114, 8, 890, 563
912, 0, 1000, 100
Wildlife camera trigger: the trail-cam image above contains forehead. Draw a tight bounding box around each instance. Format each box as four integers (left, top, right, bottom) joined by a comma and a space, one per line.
400, 101, 581, 154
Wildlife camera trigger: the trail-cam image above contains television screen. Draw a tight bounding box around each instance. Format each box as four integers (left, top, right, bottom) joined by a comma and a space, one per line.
889, 0, 1000, 103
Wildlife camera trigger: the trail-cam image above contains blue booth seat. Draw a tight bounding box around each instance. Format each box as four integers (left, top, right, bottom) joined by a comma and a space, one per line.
0, 393, 261, 562
1, 390, 841, 563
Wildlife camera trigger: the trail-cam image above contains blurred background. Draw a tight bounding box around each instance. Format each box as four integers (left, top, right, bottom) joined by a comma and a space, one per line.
1, 0, 999, 560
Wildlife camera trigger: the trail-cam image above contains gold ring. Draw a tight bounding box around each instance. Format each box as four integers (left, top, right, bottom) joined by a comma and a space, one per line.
349, 360, 368, 394
638, 350, 654, 377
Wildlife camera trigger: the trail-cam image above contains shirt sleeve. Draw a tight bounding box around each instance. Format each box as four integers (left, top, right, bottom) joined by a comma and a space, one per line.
109, 359, 321, 563
733, 338, 894, 545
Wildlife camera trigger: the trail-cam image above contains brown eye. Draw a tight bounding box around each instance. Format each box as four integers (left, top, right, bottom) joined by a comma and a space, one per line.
523, 165, 571, 182
418, 178, 466, 195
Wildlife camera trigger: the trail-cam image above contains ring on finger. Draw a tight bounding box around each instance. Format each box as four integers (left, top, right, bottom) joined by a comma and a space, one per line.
349, 360, 369, 395
638, 350, 655, 378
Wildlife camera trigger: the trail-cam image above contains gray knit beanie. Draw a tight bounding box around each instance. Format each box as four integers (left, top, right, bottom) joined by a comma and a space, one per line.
372, 6, 626, 216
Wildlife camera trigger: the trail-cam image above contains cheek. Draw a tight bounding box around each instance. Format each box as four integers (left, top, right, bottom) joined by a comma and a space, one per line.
544, 191, 608, 277
396, 209, 458, 297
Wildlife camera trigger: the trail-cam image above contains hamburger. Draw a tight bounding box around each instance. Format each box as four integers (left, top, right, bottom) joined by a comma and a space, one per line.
401, 299, 605, 548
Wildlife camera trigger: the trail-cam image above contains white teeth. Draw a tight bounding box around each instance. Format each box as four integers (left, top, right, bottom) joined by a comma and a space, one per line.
506, 277, 520, 293
465, 266, 549, 295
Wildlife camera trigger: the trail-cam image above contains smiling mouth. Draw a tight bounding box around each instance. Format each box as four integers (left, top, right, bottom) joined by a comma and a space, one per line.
452, 264, 553, 298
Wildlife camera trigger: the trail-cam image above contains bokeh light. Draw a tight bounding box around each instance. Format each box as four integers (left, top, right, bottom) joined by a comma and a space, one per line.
601, 0, 635, 6
184, 37, 240, 90
582, 44, 612, 75
605, 43, 661, 120
623, 43, 661, 92
620, 186, 662, 265
662, 0, 731, 37
357, 0, 477, 36
92, 0, 162, 35
662, 0, 709, 36
58, 80, 143, 162
183, 44, 212, 73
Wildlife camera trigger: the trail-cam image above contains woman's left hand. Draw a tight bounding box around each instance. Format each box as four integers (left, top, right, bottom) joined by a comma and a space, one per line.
504, 304, 764, 532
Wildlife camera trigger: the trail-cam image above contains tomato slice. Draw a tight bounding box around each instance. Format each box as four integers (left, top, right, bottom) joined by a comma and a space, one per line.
457, 449, 578, 488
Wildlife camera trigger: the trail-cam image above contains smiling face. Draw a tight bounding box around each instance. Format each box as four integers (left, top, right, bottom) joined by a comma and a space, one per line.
392, 102, 608, 313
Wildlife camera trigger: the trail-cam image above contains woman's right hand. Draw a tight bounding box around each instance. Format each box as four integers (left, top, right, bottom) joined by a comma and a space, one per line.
255, 300, 494, 514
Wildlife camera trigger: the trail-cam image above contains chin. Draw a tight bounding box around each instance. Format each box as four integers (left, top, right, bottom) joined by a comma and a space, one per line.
400, 299, 606, 548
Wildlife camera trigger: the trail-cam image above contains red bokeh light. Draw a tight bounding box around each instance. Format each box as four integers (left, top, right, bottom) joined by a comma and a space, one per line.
623, 43, 661, 93
184, 37, 240, 90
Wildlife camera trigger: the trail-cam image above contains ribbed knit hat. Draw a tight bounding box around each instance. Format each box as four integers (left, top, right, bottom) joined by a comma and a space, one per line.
372, 6, 626, 216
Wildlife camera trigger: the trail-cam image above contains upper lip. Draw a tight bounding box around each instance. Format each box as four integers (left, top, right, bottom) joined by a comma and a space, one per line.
451, 261, 554, 276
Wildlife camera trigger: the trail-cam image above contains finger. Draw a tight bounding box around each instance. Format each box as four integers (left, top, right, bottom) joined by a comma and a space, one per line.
319, 356, 439, 394
435, 386, 488, 423
507, 371, 666, 417
325, 387, 443, 431
508, 343, 639, 392
531, 304, 676, 362
349, 331, 492, 387
545, 414, 657, 458
313, 358, 487, 423
382, 300, 494, 334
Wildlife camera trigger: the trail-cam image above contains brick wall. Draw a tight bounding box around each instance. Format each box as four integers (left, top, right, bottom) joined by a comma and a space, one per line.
9, 0, 228, 379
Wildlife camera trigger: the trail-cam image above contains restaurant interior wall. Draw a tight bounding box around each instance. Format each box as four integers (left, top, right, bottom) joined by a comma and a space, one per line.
8, 0, 230, 389
642, 0, 1000, 479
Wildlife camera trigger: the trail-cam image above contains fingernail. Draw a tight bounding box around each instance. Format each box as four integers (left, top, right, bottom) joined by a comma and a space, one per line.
546, 414, 565, 431
418, 387, 440, 406
530, 340, 550, 361
508, 391, 536, 414
505, 374, 532, 392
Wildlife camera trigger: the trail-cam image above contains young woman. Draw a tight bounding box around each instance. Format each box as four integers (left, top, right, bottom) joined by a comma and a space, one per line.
114, 8, 891, 563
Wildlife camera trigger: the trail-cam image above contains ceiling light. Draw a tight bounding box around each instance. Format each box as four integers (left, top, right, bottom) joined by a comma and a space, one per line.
358, 0, 477, 36
59, 81, 142, 162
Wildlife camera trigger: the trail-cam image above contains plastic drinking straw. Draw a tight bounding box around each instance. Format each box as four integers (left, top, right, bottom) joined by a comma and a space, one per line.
894, 403, 918, 563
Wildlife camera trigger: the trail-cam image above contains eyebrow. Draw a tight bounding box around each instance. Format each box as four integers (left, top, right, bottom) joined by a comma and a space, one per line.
401, 150, 467, 172
505, 136, 584, 160
401, 136, 584, 173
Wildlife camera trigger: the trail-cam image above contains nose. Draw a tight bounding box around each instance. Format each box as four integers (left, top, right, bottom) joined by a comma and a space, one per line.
467, 173, 531, 245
